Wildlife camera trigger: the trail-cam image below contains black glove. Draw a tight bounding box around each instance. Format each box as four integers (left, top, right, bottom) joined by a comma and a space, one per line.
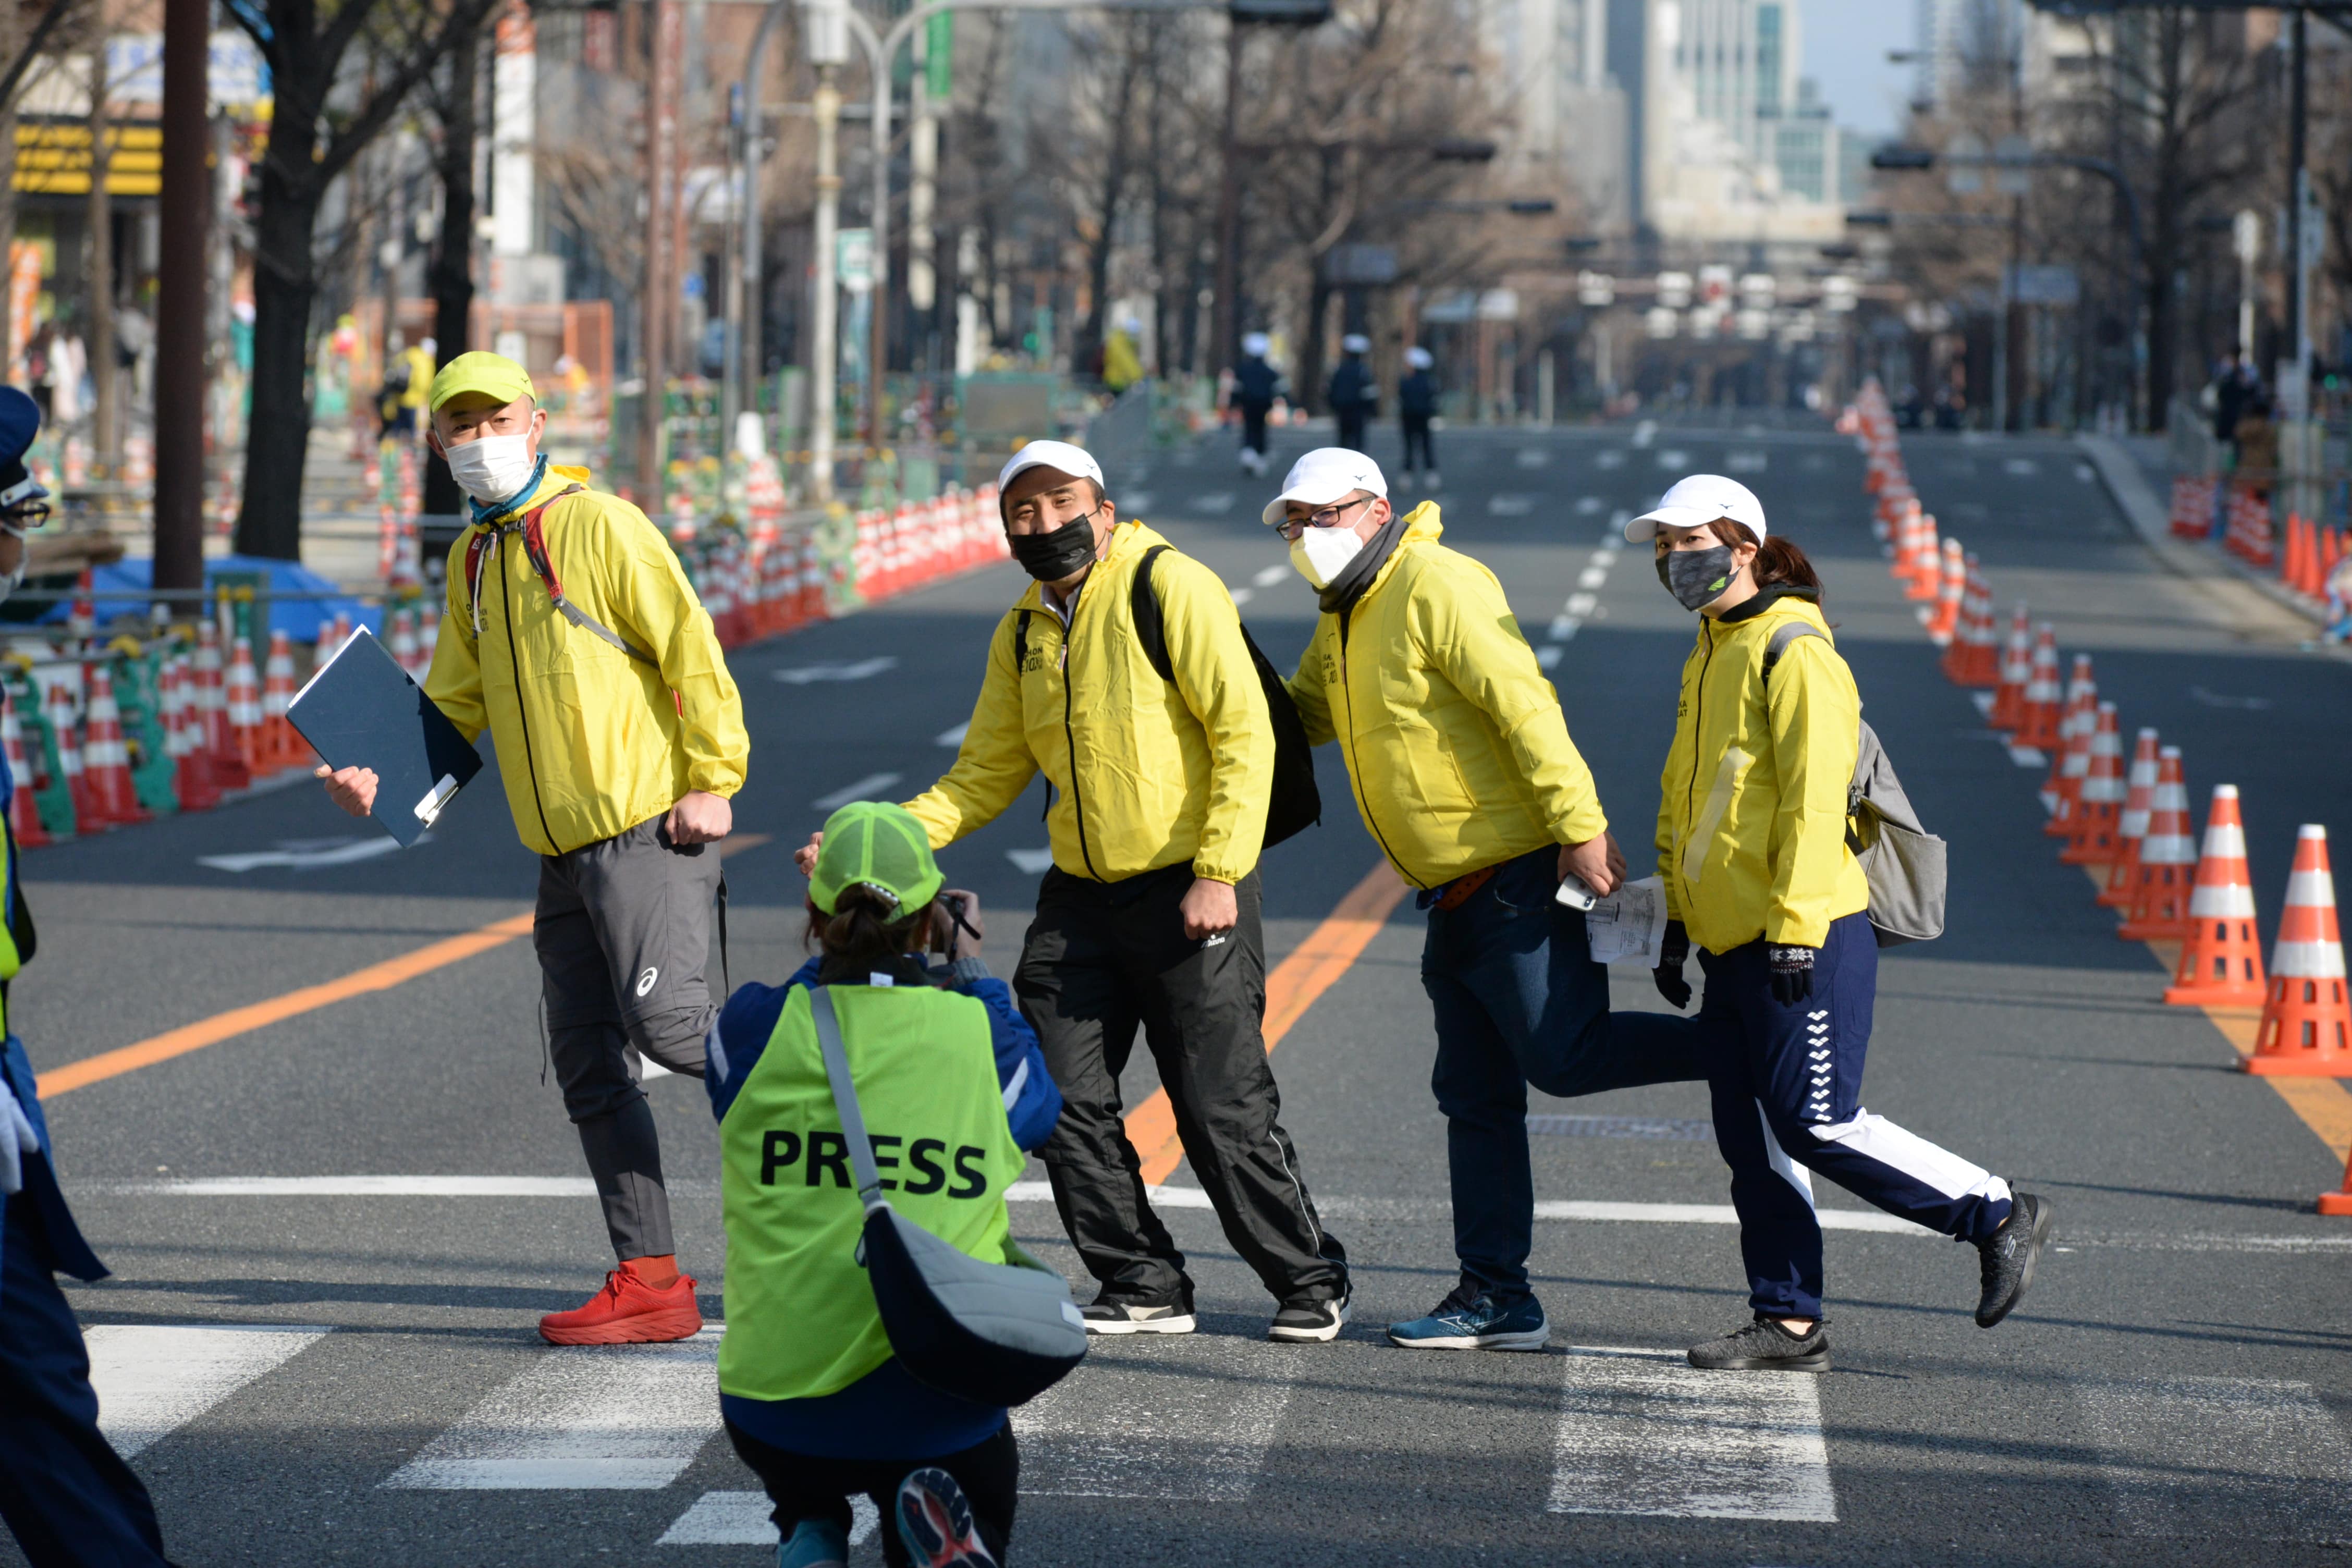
1652, 918, 1692, 1010
1768, 944, 1816, 1006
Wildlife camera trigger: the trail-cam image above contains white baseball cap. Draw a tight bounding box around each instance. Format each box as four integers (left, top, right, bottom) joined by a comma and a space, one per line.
1341, 334, 1371, 353
998, 439, 1107, 495
1261, 447, 1387, 526
1242, 332, 1271, 357
1623, 473, 1768, 543
1405, 346, 1434, 369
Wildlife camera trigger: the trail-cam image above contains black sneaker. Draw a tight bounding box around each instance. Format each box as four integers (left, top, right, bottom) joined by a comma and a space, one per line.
1975, 1190, 2052, 1328
1080, 1298, 1196, 1336
1267, 1284, 1351, 1344
1687, 1314, 1831, 1371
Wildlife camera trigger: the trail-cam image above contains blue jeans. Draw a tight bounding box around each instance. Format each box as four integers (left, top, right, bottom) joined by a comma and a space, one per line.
1421, 847, 1707, 1299
1696, 912, 2013, 1318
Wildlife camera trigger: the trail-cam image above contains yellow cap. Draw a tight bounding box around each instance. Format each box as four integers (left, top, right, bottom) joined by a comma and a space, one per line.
427, 351, 535, 413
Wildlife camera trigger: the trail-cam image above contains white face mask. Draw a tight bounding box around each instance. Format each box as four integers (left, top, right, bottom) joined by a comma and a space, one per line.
443, 431, 538, 505
1288, 524, 1366, 590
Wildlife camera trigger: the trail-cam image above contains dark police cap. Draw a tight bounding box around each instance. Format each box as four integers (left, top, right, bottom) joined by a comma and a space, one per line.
0, 384, 43, 501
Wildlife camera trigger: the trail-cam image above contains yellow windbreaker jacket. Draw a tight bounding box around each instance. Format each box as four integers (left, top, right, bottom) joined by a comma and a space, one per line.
1653, 593, 1870, 954
427, 465, 750, 857
903, 520, 1274, 884
1285, 503, 1607, 890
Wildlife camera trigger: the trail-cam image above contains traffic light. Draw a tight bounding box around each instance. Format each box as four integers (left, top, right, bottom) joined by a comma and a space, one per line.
1870, 145, 1936, 170
1430, 138, 1498, 163
1229, 0, 1332, 23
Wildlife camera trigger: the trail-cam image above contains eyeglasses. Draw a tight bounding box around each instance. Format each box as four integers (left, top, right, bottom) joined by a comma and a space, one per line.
1275, 495, 1372, 539
0, 501, 49, 534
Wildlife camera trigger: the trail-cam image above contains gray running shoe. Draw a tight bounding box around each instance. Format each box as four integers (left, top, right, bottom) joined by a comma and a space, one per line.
1975, 1190, 2052, 1328
1687, 1314, 1831, 1372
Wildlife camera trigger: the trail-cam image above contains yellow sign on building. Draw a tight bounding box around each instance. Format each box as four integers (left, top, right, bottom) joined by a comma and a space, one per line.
13, 123, 164, 197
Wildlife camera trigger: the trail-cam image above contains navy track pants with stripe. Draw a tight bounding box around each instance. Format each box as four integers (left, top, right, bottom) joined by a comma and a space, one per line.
1695, 912, 2013, 1318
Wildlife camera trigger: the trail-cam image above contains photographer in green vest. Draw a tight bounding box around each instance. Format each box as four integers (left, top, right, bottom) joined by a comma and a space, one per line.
708, 802, 1062, 1568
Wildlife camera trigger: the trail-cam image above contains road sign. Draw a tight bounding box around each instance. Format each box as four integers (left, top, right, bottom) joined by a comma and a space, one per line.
1656, 271, 1692, 309
1577, 271, 1615, 307
2004, 264, 2078, 306
838, 228, 874, 293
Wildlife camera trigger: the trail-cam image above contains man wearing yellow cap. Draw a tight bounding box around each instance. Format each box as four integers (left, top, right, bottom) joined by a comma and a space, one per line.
318, 351, 751, 1344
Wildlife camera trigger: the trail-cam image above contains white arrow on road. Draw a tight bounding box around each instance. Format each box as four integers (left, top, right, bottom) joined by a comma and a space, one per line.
199, 837, 413, 873
1007, 848, 1056, 873
813, 773, 903, 811
772, 657, 899, 685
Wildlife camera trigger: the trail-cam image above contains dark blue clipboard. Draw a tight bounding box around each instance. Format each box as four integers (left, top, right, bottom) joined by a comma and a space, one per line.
287, 627, 482, 847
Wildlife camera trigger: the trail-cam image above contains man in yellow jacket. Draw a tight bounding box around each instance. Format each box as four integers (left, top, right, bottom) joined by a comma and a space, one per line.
321, 351, 749, 1345
800, 439, 1350, 1344
1273, 447, 1702, 1352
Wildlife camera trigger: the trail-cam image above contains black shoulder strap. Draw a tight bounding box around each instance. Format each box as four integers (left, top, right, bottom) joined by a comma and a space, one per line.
1012, 608, 1033, 673
1130, 544, 1175, 684
1761, 620, 1827, 680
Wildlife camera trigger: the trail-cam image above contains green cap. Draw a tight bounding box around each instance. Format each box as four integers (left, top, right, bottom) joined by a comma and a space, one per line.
808, 801, 943, 917
427, 351, 536, 413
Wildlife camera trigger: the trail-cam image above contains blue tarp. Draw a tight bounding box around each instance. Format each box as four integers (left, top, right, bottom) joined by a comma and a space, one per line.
39, 555, 383, 642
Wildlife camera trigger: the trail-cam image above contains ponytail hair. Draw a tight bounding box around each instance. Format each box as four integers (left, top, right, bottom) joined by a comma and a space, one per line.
805, 884, 935, 977
1710, 519, 1821, 598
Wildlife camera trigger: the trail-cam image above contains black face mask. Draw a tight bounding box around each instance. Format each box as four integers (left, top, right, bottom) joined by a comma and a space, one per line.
1657, 545, 1741, 611
1006, 512, 1101, 582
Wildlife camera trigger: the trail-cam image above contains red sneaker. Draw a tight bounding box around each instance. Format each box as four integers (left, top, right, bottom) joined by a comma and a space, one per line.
537, 1268, 703, 1345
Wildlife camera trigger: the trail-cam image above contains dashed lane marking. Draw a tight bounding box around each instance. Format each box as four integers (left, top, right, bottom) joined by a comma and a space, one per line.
1578, 567, 1608, 589
771, 657, 899, 685
1631, 421, 1657, 448
1567, 592, 1598, 617
1970, 692, 1996, 716
1548, 616, 1580, 642
812, 773, 902, 811
1657, 449, 1689, 469
1549, 1346, 1836, 1522
1253, 564, 1290, 587
659, 1492, 878, 1548
1006, 847, 1057, 874
1596, 451, 1626, 470
1015, 1339, 1293, 1500
1190, 492, 1234, 514
1490, 495, 1537, 516
1516, 449, 1553, 468
2078, 1376, 2352, 1544
1576, 496, 1603, 513
935, 721, 969, 747
85, 1325, 335, 1458
1727, 450, 1768, 473
1231, 587, 1255, 606
1537, 645, 1565, 669
199, 837, 411, 873
384, 1331, 723, 1490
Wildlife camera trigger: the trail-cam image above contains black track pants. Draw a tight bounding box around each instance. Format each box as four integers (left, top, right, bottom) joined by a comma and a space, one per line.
1014, 864, 1347, 1307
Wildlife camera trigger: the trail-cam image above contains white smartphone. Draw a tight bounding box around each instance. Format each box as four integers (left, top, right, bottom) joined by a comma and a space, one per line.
1554, 874, 1598, 912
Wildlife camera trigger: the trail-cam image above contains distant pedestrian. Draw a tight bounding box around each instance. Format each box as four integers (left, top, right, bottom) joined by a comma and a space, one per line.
1266, 448, 1706, 1353
1328, 334, 1376, 455
795, 440, 1351, 1344
1634, 473, 2051, 1372
713, 803, 1060, 1568
1232, 333, 1281, 477
1398, 346, 1439, 489
2210, 350, 2251, 450
0, 388, 181, 1568
320, 351, 749, 1346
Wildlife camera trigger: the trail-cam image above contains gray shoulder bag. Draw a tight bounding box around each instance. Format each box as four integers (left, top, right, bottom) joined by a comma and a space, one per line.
807, 986, 1087, 1407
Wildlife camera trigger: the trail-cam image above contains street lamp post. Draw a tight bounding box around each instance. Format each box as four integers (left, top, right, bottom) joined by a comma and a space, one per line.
805, 0, 851, 503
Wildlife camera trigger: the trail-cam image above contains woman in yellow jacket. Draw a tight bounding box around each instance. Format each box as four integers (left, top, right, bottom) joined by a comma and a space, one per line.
1636, 474, 2051, 1373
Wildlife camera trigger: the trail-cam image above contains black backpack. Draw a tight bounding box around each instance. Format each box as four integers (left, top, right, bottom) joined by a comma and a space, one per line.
1012, 545, 1321, 852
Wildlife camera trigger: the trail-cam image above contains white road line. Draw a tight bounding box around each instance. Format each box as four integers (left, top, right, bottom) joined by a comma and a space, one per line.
1657, 449, 1689, 469
1489, 495, 1536, 516
1609, 509, 1632, 531
1631, 421, 1657, 447
85, 1325, 334, 1459
1537, 645, 1565, 669
384, 1331, 722, 1490
1578, 567, 1608, 589
1191, 493, 1234, 513
773, 657, 899, 685
935, 721, 970, 748
1006, 848, 1057, 874
2008, 745, 2047, 768
131, 1175, 601, 1197
1533, 1199, 1934, 1234
1009, 1179, 1212, 1207
1970, 692, 1996, 716
1596, 451, 1626, 470
1516, 449, 1553, 468
2079, 1376, 2352, 1542
1591, 545, 1619, 565
1230, 587, 1255, 606
1548, 1346, 1836, 1522
1575, 496, 1603, 513
1015, 1342, 1292, 1500
1548, 616, 1579, 642
1727, 451, 1768, 473
1566, 592, 1598, 617
659, 1491, 878, 1548
812, 773, 902, 811
2003, 458, 2039, 476
200, 838, 409, 873
1252, 564, 1290, 587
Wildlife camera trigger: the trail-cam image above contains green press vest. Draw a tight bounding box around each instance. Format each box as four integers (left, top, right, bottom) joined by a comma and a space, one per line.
717, 981, 1026, 1403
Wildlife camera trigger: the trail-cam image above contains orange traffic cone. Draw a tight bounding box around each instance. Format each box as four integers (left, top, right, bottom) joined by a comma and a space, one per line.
1927, 537, 1966, 644
195, 621, 249, 791
419, 601, 442, 669
2119, 747, 2197, 940
168, 657, 222, 813
1989, 603, 2032, 730
259, 630, 304, 770
2163, 784, 2266, 1006
45, 679, 96, 835
81, 666, 150, 827
2061, 703, 2128, 864
2241, 825, 2351, 1076
3, 687, 50, 848
1904, 512, 1942, 601
2321, 1152, 2352, 1216
2015, 626, 2064, 750
228, 635, 266, 775
2101, 728, 2162, 907
2044, 655, 2097, 829
68, 569, 95, 641
389, 608, 421, 677
1943, 556, 1999, 685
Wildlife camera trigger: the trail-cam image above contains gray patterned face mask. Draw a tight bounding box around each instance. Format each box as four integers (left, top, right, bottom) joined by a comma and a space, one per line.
1657, 545, 1739, 611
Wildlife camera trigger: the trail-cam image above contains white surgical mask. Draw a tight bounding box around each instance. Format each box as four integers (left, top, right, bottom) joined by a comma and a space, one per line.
443, 432, 537, 506
1288, 524, 1365, 590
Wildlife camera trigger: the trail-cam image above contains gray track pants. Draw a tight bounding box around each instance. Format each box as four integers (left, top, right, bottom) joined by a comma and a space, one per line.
536, 816, 724, 1261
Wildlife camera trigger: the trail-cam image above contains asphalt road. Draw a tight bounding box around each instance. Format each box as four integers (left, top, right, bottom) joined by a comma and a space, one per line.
11, 411, 2351, 1567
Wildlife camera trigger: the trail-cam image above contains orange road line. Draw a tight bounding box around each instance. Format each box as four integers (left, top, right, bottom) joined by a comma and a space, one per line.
2078, 866, 2352, 1164
35, 830, 777, 1100
1124, 861, 1410, 1186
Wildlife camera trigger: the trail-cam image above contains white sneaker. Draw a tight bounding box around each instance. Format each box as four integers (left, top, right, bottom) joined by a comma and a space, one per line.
1081, 1300, 1197, 1335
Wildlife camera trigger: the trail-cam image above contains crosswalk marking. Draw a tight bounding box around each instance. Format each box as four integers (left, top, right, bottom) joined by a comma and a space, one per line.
85, 1325, 334, 1458
812, 773, 903, 812
658, 1490, 879, 1548
1548, 1346, 1835, 1522
1015, 1341, 1291, 1500
2079, 1376, 2352, 1543
384, 1331, 722, 1490
1252, 563, 1290, 587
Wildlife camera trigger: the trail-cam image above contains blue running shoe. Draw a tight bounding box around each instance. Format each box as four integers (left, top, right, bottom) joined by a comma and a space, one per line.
777, 1517, 848, 1568
1386, 1284, 1550, 1351
896, 1467, 997, 1568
